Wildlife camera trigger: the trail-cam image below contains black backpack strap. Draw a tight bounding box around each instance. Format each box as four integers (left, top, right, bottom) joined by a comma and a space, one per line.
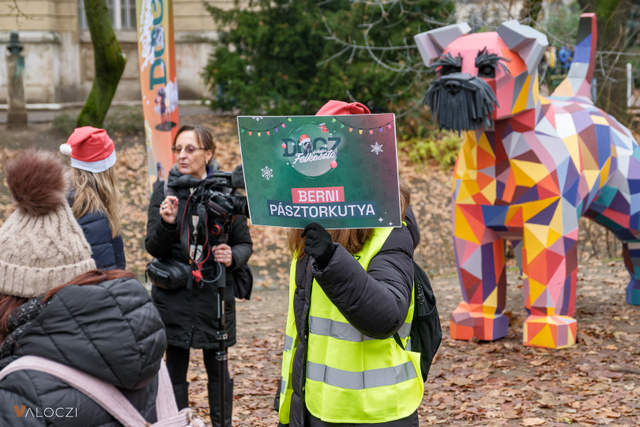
394, 260, 418, 350
393, 332, 405, 349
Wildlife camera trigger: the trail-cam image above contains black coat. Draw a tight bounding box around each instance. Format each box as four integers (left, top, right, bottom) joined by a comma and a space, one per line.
145, 165, 253, 349
76, 209, 126, 271
0, 276, 167, 425
284, 207, 421, 427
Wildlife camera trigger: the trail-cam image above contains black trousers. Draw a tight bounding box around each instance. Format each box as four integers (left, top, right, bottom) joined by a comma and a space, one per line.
165, 344, 231, 384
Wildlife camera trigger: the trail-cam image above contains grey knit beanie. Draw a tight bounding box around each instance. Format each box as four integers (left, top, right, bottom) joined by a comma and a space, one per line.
0, 150, 96, 298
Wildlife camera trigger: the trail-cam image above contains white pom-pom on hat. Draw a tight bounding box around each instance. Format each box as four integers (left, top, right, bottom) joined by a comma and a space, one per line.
59, 143, 72, 156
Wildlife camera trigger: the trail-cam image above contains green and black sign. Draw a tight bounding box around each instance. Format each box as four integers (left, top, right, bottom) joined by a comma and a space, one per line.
238, 114, 401, 229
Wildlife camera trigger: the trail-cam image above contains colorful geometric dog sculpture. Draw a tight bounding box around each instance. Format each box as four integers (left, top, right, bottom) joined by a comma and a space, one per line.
414, 14, 640, 348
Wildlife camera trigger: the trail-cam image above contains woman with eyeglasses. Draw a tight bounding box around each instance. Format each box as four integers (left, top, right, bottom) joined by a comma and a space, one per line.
145, 124, 253, 427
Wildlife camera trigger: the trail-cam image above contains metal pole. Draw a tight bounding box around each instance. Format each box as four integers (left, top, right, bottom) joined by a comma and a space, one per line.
6, 31, 27, 129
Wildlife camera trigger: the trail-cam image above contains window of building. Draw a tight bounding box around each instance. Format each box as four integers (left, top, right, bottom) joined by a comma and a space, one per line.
78, 0, 137, 30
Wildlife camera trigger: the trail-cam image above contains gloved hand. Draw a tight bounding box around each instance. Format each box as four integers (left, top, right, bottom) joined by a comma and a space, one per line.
301, 222, 335, 269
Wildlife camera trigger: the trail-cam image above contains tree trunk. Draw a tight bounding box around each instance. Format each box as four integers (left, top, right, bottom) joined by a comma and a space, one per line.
578, 0, 632, 123
77, 0, 126, 128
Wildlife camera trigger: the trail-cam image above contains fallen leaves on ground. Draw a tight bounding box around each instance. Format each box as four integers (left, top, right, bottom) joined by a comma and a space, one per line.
1, 117, 639, 426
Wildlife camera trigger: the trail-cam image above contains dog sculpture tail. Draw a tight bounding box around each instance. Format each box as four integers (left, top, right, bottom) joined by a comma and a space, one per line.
550, 13, 598, 102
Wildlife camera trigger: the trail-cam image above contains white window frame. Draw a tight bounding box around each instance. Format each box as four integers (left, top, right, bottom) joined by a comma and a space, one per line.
78, 0, 137, 30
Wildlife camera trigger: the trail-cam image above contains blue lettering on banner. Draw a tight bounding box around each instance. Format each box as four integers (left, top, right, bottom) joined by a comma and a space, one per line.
267, 201, 377, 219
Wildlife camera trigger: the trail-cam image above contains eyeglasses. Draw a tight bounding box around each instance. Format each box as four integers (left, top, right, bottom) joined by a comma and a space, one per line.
171, 145, 207, 154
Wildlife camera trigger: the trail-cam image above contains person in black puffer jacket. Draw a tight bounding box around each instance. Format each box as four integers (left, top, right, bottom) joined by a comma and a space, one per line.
0, 150, 166, 425
146, 124, 253, 427
60, 126, 126, 270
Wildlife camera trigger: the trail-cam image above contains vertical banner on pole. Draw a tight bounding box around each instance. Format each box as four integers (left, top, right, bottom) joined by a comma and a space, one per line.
136, 0, 179, 191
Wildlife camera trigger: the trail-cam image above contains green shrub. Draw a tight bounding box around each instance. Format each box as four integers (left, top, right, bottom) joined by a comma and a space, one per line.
51, 112, 78, 137
400, 130, 461, 169
104, 105, 144, 135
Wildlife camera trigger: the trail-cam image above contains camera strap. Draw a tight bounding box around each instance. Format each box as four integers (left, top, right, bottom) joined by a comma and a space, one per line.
178, 192, 213, 288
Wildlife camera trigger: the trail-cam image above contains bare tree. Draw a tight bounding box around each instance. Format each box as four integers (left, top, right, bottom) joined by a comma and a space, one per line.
520, 0, 544, 26
578, 0, 634, 121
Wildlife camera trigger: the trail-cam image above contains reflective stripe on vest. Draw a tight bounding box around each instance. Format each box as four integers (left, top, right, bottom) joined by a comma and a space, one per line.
293, 227, 423, 424
307, 360, 416, 390
309, 316, 411, 343
277, 257, 299, 424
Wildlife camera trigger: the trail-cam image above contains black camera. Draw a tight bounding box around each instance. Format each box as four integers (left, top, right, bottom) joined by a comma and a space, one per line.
189, 165, 249, 239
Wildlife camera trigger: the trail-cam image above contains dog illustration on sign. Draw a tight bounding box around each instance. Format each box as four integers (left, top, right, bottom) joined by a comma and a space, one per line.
415, 13, 640, 349
299, 134, 313, 155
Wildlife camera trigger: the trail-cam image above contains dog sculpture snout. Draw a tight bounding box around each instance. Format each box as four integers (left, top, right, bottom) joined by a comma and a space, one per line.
444, 79, 461, 94
441, 73, 474, 94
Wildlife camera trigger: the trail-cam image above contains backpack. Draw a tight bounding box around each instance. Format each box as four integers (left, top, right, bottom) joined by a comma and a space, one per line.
0, 356, 205, 427
394, 261, 442, 381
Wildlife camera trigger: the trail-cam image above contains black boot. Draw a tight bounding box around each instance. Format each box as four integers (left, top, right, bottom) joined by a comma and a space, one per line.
207, 380, 233, 427
172, 382, 189, 410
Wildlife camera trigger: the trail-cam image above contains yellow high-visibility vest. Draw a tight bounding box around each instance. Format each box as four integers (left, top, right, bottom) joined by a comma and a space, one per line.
278, 227, 423, 424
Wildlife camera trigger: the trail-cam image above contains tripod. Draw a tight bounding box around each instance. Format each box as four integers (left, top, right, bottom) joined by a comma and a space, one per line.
213, 234, 229, 427
206, 206, 235, 427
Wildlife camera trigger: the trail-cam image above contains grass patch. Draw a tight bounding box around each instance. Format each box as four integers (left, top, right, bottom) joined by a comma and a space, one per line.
51, 105, 145, 138
399, 131, 462, 169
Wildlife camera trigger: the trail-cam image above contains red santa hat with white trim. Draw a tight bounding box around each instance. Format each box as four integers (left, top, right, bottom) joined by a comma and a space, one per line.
59, 126, 116, 173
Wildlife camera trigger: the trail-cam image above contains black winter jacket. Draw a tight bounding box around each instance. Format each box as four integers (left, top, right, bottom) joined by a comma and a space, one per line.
76, 209, 126, 270
145, 165, 253, 349
0, 276, 167, 425
283, 207, 421, 427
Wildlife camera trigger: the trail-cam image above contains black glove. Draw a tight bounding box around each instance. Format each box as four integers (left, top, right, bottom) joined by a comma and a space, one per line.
301, 222, 335, 269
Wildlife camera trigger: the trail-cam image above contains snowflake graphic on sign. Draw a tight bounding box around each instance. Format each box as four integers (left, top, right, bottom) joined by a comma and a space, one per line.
262, 166, 273, 180
371, 142, 384, 155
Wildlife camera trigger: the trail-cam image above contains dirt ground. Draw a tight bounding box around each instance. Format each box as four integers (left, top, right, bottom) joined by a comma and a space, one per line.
221, 261, 640, 427
1, 114, 639, 426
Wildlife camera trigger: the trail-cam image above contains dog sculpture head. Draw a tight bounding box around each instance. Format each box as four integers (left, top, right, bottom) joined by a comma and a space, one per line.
415, 21, 548, 132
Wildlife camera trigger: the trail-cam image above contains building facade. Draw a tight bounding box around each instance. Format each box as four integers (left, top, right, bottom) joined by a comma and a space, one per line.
0, 0, 230, 105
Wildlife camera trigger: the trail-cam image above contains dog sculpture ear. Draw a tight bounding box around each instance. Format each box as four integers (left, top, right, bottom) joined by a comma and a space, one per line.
497, 20, 548, 74
414, 23, 471, 66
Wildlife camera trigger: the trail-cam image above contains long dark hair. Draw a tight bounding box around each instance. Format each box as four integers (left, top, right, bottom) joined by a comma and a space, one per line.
0, 294, 28, 343
43, 270, 135, 303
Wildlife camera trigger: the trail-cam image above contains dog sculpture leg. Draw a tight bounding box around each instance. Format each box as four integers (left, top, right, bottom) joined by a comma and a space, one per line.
521, 223, 579, 348
623, 242, 640, 305
450, 205, 510, 341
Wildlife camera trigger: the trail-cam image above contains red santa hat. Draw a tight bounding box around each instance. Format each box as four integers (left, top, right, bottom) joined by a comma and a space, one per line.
59, 126, 116, 173
316, 100, 371, 116
300, 134, 311, 144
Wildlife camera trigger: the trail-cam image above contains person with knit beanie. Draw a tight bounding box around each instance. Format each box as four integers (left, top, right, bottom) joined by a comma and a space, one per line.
0, 150, 167, 425
60, 126, 126, 270
276, 101, 423, 427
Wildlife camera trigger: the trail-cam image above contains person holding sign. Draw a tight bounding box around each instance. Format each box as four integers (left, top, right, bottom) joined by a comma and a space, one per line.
145, 124, 253, 427
276, 101, 423, 426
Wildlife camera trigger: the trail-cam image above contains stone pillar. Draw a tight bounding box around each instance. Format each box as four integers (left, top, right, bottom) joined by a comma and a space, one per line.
6, 32, 27, 129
